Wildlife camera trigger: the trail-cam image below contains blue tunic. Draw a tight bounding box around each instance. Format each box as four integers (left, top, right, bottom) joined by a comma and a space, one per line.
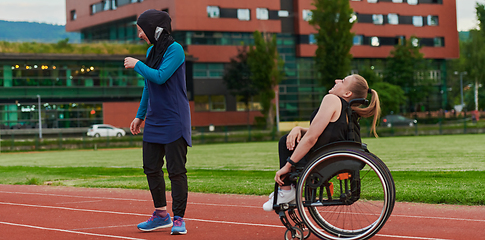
134, 42, 192, 147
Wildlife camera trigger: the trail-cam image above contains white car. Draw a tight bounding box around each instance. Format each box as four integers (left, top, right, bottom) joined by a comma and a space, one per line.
87, 124, 126, 137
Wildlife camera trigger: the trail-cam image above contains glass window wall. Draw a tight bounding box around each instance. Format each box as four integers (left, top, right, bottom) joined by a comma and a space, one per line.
0, 102, 103, 129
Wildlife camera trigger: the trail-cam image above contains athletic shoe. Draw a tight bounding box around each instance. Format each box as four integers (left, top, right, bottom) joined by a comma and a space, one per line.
262, 185, 296, 211
137, 212, 173, 231
171, 216, 187, 235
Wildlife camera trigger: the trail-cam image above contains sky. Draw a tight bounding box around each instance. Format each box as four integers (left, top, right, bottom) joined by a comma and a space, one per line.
0, 0, 484, 31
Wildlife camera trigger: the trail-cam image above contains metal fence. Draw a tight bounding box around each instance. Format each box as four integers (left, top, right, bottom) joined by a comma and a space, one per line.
1, 120, 484, 152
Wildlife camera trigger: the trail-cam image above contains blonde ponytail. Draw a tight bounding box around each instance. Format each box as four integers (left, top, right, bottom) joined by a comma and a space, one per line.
350, 74, 381, 138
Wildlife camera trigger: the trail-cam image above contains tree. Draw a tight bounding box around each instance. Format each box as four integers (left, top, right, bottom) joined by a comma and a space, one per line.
309, 0, 355, 90
461, 30, 485, 111
461, 3, 485, 111
357, 64, 405, 116
384, 37, 433, 112
247, 31, 284, 130
222, 47, 257, 124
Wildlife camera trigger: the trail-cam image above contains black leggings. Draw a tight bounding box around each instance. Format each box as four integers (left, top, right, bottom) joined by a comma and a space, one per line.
278, 134, 309, 186
143, 137, 188, 218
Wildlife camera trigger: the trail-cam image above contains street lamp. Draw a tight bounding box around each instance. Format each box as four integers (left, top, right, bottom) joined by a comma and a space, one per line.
454, 71, 467, 108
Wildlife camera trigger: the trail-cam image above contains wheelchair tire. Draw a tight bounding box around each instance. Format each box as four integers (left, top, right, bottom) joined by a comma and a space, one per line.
296, 148, 395, 240
285, 227, 303, 240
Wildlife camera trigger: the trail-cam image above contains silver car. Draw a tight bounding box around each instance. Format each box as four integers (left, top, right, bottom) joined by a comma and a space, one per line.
87, 124, 126, 137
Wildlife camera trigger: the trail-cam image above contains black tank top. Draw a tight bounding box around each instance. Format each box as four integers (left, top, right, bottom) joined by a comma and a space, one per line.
309, 96, 361, 150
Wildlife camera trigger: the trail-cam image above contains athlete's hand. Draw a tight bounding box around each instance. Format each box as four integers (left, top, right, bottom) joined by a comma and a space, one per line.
286, 127, 302, 150
124, 57, 139, 69
275, 164, 292, 186
130, 118, 143, 135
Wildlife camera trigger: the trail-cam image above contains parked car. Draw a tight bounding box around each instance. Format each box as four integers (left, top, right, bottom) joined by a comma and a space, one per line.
87, 124, 126, 137
381, 115, 417, 127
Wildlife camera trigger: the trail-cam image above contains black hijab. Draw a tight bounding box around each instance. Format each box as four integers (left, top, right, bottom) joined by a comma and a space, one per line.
137, 9, 175, 69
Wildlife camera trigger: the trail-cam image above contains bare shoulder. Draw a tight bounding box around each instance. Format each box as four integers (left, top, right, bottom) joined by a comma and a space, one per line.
322, 94, 341, 104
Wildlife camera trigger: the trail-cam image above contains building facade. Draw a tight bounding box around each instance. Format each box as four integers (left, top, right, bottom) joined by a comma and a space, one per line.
1, 0, 458, 130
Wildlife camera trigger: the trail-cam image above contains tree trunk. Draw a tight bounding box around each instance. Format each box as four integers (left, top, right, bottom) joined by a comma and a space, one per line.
266, 101, 274, 130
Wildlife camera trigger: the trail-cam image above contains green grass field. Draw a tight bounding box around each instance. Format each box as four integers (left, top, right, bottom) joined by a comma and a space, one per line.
0, 134, 484, 205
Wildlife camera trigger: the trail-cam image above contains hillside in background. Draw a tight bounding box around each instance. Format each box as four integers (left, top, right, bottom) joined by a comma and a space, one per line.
0, 20, 80, 43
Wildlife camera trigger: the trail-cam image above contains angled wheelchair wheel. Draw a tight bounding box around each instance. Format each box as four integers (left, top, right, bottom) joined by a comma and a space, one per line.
296, 147, 395, 240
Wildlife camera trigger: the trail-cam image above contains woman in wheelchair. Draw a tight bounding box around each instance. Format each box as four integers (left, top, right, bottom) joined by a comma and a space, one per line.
263, 74, 380, 211
262, 74, 395, 240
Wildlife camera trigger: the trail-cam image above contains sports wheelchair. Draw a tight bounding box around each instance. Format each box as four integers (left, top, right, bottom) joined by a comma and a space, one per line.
271, 98, 396, 240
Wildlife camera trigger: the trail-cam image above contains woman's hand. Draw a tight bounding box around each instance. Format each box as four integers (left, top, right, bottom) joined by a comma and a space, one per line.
124, 57, 139, 69
286, 127, 302, 150
130, 118, 143, 135
275, 164, 292, 185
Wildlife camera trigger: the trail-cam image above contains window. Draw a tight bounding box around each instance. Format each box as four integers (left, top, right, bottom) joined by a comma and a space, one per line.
256, 8, 269, 20
392, 0, 403, 2
117, 0, 131, 6
353, 35, 363, 45
397, 35, 405, 45
309, 34, 316, 44
251, 95, 263, 111
302, 10, 313, 21
237, 9, 250, 21
210, 95, 226, 111
427, 15, 438, 26
434, 37, 444, 47
70, 10, 77, 20
372, 14, 383, 25
194, 95, 209, 111
350, 12, 357, 23
278, 10, 289, 17
208, 63, 224, 78
411, 37, 419, 47
207, 6, 220, 18
193, 63, 224, 78
91, 2, 103, 15
371, 37, 380, 47
103, 0, 111, 11
408, 0, 418, 5
388, 14, 399, 25
236, 96, 262, 111
368, 0, 378, 3
413, 16, 423, 27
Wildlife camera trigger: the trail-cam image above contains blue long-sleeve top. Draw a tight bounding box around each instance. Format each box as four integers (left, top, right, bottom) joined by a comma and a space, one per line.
134, 42, 192, 146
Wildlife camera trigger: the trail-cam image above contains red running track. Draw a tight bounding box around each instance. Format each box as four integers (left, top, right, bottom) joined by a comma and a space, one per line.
0, 184, 483, 240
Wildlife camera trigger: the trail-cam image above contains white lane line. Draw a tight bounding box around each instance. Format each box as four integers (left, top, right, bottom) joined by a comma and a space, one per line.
0, 221, 146, 240
390, 213, 485, 223
0, 190, 260, 208
0, 201, 147, 217
0, 190, 148, 202
56, 200, 103, 205
2, 190, 485, 222
183, 217, 285, 228
71, 224, 135, 231
375, 234, 451, 240
0, 201, 461, 240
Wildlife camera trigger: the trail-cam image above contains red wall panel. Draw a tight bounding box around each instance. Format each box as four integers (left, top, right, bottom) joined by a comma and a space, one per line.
187, 45, 241, 63
103, 102, 263, 128
103, 102, 143, 129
